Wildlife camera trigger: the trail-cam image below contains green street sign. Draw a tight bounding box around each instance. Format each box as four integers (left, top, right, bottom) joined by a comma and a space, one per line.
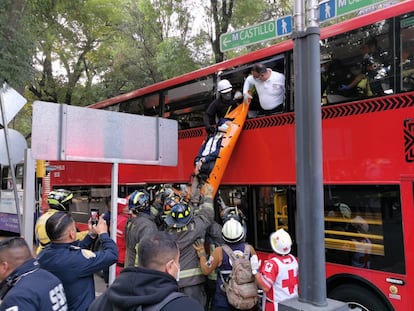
337, 0, 386, 15
220, 20, 277, 52
220, 0, 387, 52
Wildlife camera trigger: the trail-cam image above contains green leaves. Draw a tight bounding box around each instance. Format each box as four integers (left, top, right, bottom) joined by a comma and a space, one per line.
1, 0, 293, 141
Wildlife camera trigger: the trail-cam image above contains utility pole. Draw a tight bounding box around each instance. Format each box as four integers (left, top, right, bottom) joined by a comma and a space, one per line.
279, 0, 347, 310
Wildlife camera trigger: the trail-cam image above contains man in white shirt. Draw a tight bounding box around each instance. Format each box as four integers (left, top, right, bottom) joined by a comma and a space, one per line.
243, 63, 285, 115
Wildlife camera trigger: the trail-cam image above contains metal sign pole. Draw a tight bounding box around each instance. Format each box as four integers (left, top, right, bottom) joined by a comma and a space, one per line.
22, 149, 35, 251
108, 162, 119, 285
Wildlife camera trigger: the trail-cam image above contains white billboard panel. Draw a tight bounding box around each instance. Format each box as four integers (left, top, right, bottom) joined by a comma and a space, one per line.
32, 101, 177, 166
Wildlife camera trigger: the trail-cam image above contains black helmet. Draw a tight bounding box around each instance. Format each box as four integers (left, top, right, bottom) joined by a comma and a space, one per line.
155, 187, 175, 206
162, 195, 181, 218
47, 189, 73, 212
128, 190, 150, 212
165, 202, 193, 228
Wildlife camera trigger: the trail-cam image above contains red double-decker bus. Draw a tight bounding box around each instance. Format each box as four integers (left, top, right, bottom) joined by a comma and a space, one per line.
44, 2, 414, 309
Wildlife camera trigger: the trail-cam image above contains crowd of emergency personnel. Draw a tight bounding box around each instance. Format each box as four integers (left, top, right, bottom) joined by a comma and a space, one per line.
0, 182, 299, 311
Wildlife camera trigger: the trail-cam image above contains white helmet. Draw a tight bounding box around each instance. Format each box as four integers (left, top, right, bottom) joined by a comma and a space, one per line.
270, 229, 292, 255
222, 218, 245, 243
217, 79, 232, 94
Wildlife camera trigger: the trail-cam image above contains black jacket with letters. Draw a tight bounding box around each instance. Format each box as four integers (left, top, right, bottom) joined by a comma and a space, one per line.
0, 258, 67, 311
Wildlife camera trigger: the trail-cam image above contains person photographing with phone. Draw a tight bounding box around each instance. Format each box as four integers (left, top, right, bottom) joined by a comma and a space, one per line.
35, 189, 89, 254
37, 211, 118, 311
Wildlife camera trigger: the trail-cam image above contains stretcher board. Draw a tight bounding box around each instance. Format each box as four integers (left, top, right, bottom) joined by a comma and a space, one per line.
201, 102, 249, 198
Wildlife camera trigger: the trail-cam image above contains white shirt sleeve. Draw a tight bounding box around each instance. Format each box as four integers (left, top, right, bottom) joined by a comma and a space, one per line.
243, 75, 255, 96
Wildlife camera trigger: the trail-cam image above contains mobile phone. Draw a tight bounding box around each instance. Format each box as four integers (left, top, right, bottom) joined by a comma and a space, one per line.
90, 209, 99, 226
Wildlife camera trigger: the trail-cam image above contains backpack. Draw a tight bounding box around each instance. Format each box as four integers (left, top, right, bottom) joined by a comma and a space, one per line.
220, 244, 258, 310
135, 292, 185, 311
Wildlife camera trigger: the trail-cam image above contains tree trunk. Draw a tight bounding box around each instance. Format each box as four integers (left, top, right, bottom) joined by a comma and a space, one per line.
211, 0, 233, 63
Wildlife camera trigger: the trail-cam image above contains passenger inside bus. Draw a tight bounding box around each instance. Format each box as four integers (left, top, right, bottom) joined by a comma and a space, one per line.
350, 215, 372, 269
320, 54, 352, 104
320, 55, 360, 104
320, 28, 396, 104
402, 43, 414, 91
243, 63, 285, 116
320, 53, 333, 98
361, 37, 391, 95
338, 60, 373, 98
340, 37, 391, 97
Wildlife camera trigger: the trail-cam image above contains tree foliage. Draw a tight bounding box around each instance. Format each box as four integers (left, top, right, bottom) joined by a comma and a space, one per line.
0, 0, 35, 90
27, 0, 124, 106
112, 0, 200, 85
2, 0, 289, 107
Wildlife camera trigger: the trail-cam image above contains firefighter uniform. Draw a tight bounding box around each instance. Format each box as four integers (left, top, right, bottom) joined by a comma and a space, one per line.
38, 233, 118, 311
165, 194, 215, 308
124, 212, 158, 267
0, 258, 67, 311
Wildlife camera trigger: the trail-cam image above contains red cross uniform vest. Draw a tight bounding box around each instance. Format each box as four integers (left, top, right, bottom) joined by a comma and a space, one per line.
261, 254, 298, 311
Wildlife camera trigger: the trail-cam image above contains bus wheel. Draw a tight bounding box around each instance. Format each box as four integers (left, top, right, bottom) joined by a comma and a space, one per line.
328, 284, 389, 311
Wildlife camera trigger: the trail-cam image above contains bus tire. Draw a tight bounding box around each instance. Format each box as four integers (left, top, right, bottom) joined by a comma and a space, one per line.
328, 284, 390, 311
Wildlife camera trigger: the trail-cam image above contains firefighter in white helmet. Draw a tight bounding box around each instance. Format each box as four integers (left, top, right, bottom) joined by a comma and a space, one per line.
203, 79, 243, 135
251, 228, 299, 311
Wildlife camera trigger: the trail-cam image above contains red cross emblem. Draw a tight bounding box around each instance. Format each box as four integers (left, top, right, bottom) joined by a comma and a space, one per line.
282, 269, 298, 294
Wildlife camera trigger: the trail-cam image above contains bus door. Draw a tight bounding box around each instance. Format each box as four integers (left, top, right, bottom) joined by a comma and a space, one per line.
245, 185, 297, 259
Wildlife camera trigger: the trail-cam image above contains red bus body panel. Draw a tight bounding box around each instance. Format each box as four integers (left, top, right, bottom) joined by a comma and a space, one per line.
48, 92, 414, 310
52, 93, 414, 186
